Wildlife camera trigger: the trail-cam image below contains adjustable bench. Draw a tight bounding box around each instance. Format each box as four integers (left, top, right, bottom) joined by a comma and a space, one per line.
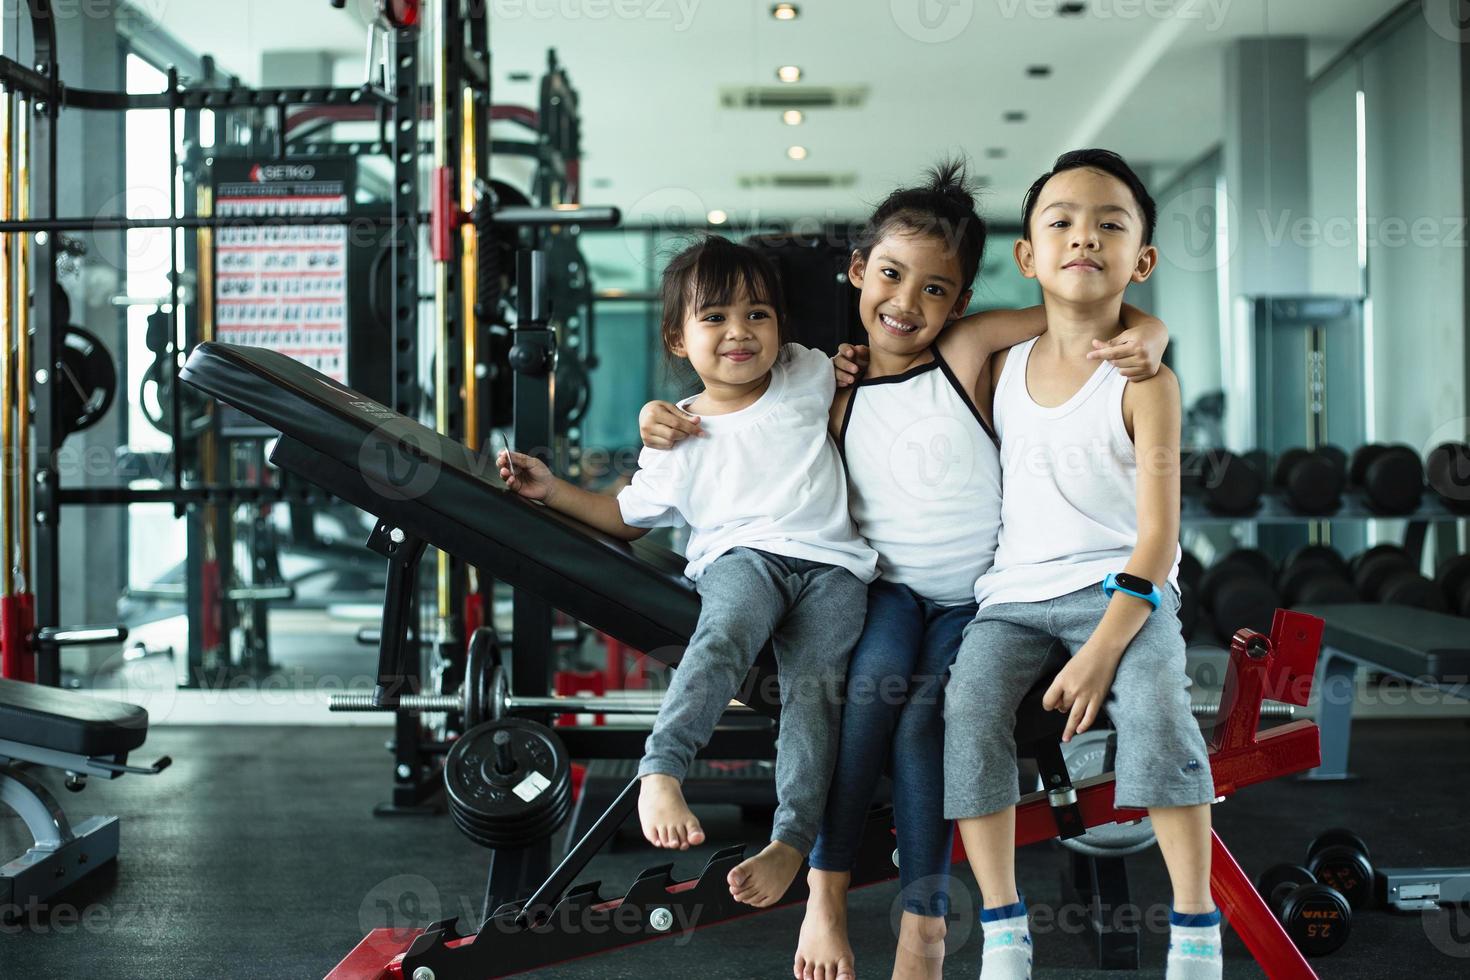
1297, 603, 1470, 780
0, 676, 169, 915
180, 341, 1331, 980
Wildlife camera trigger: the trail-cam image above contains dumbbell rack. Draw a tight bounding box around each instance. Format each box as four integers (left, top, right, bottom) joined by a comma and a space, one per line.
1182, 491, 1467, 526
326, 610, 1331, 980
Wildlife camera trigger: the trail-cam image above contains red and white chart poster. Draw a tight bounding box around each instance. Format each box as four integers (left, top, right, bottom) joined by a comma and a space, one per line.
213, 159, 354, 382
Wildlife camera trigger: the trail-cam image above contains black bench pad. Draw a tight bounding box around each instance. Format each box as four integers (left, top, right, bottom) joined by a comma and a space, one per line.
0, 678, 149, 757
1299, 604, 1470, 683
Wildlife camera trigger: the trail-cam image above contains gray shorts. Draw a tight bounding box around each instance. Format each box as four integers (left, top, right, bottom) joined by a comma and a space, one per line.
943, 583, 1215, 818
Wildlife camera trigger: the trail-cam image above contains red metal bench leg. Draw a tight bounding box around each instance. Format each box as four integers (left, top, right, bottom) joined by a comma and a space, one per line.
1210, 830, 1317, 980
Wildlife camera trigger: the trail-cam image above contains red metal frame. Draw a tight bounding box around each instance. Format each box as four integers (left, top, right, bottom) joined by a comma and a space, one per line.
327, 610, 1326, 980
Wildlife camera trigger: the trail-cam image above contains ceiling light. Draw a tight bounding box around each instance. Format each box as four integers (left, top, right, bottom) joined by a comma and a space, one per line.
707, 209, 728, 225
787, 145, 808, 161
771, 3, 799, 20
782, 109, 804, 125
776, 65, 802, 83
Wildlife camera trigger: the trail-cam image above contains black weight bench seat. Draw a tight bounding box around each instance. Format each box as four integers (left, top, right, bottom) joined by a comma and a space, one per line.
0, 677, 148, 758
1299, 603, 1470, 682
1, 681, 162, 914
1297, 603, 1470, 779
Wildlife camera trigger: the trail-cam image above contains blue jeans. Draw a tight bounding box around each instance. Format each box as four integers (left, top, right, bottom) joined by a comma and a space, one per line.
807, 579, 975, 917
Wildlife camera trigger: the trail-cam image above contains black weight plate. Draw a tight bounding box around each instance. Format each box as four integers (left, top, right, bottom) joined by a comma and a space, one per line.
55, 325, 118, 436
1426, 442, 1470, 513
1306, 828, 1371, 864
1282, 454, 1344, 515
1437, 555, 1470, 617
445, 719, 571, 848
1280, 883, 1351, 956
1362, 445, 1424, 515
463, 627, 501, 728
1256, 862, 1315, 900
1200, 450, 1264, 515
1349, 444, 1385, 487
1272, 448, 1311, 488
1306, 845, 1374, 910
1283, 545, 1349, 577
1318, 444, 1348, 481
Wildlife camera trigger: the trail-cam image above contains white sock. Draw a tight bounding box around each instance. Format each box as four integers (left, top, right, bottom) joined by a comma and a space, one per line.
979, 899, 1032, 980
1166, 907, 1223, 980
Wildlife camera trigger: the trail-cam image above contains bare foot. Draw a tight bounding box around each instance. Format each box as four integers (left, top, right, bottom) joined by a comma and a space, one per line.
891, 911, 946, 980
728, 840, 805, 907
637, 774, 704, 849
794, 870, 854, 980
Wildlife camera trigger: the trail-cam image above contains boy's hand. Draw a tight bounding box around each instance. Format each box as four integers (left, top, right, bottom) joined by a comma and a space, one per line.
639, 400, 703, 450
1041, 646, 1119, 742
833, 343, 869, 387
497, 449, 557, 503
1088, 322, 1165, 380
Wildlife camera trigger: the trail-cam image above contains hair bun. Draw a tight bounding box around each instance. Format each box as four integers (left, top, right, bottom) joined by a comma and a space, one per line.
927, 158, 975, 207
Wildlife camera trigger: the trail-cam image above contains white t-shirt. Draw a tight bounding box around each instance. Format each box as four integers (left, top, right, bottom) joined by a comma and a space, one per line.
617, 343, 879, 583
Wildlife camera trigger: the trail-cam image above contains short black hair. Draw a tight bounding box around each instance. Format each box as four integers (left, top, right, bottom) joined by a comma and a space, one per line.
854, 158, 987, 291
657, 235, 789, 358
1021, 148, 1156, 244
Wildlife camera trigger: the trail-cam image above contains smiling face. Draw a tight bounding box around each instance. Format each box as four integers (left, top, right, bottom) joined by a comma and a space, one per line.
1016, 166, 1157, 304
850, 230, 973, 359
671, 286, 782, 392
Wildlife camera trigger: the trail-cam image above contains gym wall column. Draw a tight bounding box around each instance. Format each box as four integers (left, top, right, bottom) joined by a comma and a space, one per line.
55, 3, 127, 633
1358, 8, 1465, 450
1221, 37, 1310, 450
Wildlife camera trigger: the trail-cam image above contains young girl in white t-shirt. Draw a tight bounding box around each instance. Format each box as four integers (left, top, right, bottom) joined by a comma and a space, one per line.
498, 235, 877, 910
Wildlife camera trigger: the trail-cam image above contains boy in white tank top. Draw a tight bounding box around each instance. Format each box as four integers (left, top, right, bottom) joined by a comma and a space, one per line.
944, 151, 1221, 980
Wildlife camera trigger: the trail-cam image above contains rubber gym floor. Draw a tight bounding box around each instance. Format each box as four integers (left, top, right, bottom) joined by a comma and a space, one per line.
2, 718, 1467, 979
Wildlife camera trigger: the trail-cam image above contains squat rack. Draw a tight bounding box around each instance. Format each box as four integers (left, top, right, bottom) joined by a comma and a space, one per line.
0, 0, 426, 688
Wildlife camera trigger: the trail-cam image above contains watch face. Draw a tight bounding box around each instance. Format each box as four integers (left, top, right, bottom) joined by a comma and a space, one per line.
1113, 572, 1154, 594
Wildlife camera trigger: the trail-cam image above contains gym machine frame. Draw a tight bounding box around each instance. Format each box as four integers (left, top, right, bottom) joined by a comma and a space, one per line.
325, 610, 1331, 980
0, 0, 424, 688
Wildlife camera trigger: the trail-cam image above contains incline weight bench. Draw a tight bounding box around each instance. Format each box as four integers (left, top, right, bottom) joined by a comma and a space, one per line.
1295, 604, 1470, 910
181, 341, 1333, 980
0, 676, 170, 916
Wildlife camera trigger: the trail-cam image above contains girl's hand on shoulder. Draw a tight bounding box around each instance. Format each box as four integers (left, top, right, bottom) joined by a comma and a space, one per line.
638, 400, 703, 450
497, 450, 557, 503
1041, 645, 1120, 743
1089, 315, 1168, 381
833, 343, 869, 387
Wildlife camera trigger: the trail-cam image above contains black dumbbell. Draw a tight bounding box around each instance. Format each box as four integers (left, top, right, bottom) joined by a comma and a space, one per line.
1351, 545, 1445, 610
1349, 444, 1424, 515
1436, 555, 1470, 617
1184, 448, 1264, 515
1426, 441, 1470, 514
1200, 549, 1280, 637
1278, 545, 1356, 607
1255, 862, 1352, 956
1273, 447, 1347, 515
1305, 828, 1376, 911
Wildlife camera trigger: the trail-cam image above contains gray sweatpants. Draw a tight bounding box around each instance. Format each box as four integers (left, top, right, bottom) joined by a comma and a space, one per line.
944, 583, 1215, 818
638, 547, 868, 855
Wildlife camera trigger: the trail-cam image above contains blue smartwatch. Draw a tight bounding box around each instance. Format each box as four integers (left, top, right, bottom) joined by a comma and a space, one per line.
1103, 572, 1162, 611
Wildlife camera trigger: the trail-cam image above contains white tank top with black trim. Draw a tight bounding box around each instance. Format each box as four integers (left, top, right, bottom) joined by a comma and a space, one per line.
838, 347, 1002, 606
974, 336, 1180, 609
